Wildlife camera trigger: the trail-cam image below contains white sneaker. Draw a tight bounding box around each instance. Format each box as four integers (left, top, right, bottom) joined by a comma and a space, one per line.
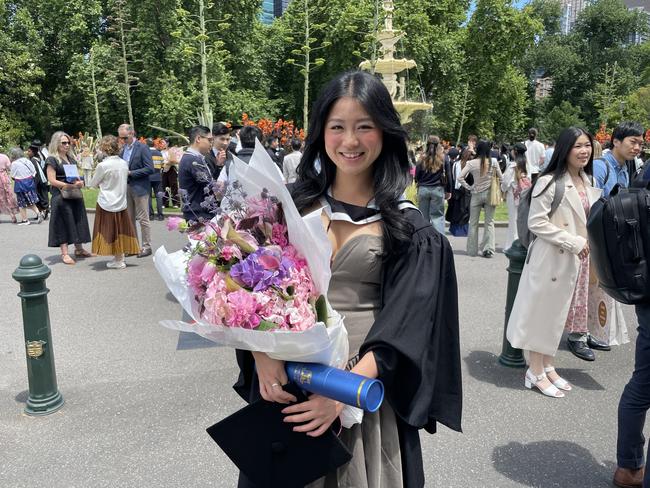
18, 220, 30, 226
37, 213, 43, 224
106, 260, 126, 269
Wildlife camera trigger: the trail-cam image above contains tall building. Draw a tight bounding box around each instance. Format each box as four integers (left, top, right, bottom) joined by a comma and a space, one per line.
559, 0, 649, 41
261, 0, 291, 24
624, 0, 650, 44
559, 0, 590, 34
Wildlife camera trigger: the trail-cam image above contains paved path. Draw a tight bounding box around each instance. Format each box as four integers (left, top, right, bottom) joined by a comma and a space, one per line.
0, 214, 643, 487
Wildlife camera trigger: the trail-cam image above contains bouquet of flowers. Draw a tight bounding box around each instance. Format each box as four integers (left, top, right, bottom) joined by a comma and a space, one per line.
155, 141, 348, 367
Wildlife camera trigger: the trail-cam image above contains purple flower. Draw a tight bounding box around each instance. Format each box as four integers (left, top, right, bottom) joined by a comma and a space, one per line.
230, 248, 292, 292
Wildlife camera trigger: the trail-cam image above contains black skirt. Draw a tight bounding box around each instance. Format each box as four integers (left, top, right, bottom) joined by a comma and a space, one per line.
445, 187, 471, 225
48, 194, 91, 247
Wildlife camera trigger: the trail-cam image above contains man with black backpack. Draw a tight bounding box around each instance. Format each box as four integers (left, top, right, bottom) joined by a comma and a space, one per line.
588, 122, 649, 488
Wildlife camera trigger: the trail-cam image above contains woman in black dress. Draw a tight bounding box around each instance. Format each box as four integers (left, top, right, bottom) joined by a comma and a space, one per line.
45, 131, 92, 265
235, 71, 462, 487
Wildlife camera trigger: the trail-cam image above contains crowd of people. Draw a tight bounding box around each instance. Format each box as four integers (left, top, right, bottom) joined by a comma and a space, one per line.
0, 69, 649, 487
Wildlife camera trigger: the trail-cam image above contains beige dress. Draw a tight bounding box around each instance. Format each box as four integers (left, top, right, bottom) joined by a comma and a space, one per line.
307, 234, 403, 488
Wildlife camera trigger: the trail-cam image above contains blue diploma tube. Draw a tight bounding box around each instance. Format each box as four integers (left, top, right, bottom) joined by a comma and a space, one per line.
285, 362, 384, 413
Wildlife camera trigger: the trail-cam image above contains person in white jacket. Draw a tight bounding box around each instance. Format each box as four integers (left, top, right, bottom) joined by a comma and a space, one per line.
500, 143, 530, 250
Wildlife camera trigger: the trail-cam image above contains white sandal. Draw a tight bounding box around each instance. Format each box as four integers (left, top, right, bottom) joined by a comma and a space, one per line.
525, 369, 565, 398
544, 366, 572, 391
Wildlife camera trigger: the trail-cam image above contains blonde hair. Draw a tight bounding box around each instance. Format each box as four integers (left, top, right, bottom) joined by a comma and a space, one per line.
48, 131, 73, 161
592, 140, 603, 159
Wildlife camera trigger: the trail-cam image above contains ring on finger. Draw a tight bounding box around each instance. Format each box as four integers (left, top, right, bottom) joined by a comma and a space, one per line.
271, 383, 281, 388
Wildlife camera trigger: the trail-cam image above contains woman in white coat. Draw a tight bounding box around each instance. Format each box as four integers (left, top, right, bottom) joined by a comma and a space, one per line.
506, 127, 602, 398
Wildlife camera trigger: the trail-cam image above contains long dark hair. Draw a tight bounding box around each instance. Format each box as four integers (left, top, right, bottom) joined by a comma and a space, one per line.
422, 135, 443, 173
535, 126, 594, 197
291, 70, 412, 256
476, 140, 492, 176
512, 143, 528, 182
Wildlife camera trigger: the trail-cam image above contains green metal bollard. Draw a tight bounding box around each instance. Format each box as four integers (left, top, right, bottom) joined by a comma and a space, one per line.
498, 240, 527, 368
13, 255, 64, 415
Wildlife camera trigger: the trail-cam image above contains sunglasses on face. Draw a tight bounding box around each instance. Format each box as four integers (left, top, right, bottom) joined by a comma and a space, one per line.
119, 136, 129, 141
61, 141, 71, 145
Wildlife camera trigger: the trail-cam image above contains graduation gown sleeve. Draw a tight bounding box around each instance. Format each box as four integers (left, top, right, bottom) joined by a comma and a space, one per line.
359, 209, 463, 434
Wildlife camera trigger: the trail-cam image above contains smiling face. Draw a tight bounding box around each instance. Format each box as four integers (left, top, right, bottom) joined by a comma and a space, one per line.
324, 96, 382, 180
567, 134, 592, 173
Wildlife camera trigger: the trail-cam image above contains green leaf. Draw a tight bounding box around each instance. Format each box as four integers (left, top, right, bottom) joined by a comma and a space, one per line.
315, 295, 328, 325
257, 320, 280, 331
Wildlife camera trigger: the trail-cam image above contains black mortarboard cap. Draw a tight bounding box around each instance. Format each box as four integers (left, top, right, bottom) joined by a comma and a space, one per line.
206, 384, 352, 488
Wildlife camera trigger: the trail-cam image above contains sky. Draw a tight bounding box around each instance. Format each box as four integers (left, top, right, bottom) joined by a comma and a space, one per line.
468, 0, 532, 17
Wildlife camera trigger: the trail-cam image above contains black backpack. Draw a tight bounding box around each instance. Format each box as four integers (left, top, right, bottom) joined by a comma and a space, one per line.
587, 183, 650, 305
516, 178, 564, 249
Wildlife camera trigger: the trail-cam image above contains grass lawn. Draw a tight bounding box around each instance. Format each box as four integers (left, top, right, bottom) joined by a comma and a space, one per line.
82, 188, 182, 215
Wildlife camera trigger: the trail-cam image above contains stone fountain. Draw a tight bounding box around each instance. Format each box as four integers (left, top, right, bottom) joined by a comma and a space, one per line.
359, 0, 431, 123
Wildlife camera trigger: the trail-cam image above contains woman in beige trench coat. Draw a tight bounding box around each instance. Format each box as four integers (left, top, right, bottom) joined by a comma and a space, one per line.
506, 127, 602, 398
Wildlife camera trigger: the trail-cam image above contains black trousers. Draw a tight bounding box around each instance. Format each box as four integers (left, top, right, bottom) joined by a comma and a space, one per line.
148, 180, 164, 217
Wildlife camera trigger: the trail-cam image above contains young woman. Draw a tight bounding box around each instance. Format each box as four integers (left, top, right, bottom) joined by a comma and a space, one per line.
501, 143, 531, 250
447, 148, 472, 237
234, 70, 462, 487
415, 135, 451, 234
506, 127, 602, 398
458, 140, 503, 257
89, 135, 140, 269
45, 131, 92, 265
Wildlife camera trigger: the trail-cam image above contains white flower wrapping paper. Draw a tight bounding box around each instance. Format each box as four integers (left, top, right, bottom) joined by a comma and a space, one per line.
154, 139, 350, 369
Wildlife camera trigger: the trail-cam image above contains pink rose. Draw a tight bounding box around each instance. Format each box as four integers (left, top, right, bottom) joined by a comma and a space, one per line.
167, 216, 187, 232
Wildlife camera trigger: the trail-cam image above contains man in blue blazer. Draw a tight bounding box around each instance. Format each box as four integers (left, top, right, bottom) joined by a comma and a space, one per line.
118, 124, 154, 257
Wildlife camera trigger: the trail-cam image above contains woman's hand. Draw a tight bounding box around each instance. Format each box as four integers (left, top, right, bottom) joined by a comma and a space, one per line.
251, 351, 296, 404
74, 179, 84, 188
578, 242, 590, 259
282, 394, 344, 437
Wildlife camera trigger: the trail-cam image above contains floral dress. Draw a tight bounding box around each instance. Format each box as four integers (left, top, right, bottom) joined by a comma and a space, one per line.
0, 154, 18, 216
564, 190, 590, 334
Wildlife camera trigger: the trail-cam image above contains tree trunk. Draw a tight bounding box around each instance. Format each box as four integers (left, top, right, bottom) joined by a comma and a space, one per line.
118, 12, 134, 129
199, 0, 212, 127
303, 0, 310, 133
456, 81, 469, 146
90, 47, 103, 139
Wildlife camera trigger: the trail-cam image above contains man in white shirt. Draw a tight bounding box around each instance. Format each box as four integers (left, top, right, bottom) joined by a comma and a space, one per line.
282, 138, 303, 184
524, 128, 545, 183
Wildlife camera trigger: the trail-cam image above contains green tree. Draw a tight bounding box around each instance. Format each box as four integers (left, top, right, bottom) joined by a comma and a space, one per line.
538, 100, 586, 141
463, 0, 542, 139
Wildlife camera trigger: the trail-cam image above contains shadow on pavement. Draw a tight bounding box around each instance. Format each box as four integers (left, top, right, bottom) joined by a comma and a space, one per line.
43, 254, 65, 266
463, 350, 524, 390
554, 369, 605, 391
15, 390, 28, 403
165, 292, 178, 303
492, 440, 616, 487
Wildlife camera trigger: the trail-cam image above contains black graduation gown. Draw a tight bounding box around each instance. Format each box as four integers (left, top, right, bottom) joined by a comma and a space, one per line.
233, 208, 462, 488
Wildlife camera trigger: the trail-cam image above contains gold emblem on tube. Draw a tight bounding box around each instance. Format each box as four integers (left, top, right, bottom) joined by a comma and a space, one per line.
26, 340, 45, 359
